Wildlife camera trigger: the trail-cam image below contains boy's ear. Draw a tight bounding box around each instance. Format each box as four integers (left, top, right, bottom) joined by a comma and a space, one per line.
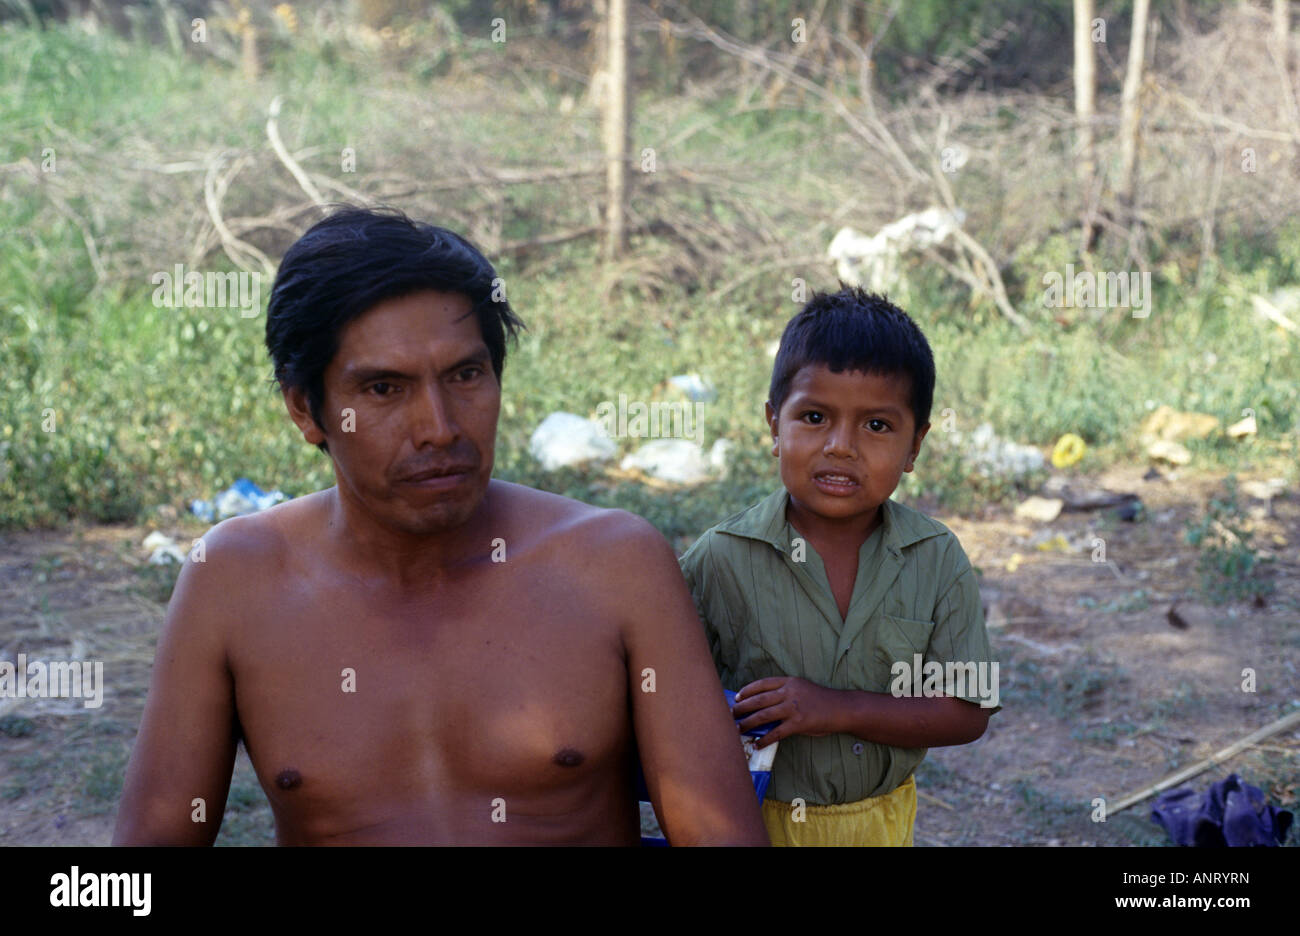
764, 401, 779, 456
283, 385, 328, 448
905, 421, 931, 472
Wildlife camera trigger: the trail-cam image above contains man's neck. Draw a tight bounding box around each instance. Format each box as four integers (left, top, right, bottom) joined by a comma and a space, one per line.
323, 483, 497, 589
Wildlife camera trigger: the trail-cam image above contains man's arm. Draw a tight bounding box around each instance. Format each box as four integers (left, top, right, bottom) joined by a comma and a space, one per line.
113, 523, 248, 845
597, 513, 768, 846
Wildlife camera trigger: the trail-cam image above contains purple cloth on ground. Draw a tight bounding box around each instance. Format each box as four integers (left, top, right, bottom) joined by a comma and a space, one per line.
1150, 773, 1292, 846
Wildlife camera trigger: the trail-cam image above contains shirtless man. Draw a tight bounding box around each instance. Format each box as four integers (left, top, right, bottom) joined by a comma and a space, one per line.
113, 207, 767, 845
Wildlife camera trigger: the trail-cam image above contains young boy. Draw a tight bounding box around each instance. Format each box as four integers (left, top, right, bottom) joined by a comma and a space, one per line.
679, 287, 1000, 846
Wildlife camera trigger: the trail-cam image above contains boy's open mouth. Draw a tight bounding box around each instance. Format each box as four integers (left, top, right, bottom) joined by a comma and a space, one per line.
812, 470, 859, 496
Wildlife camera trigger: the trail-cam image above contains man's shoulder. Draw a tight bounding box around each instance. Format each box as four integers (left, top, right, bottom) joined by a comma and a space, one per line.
189, 490, 329, 578
493, 480, 668, 561
159, 494, 330, 643
205, 490, 324, 549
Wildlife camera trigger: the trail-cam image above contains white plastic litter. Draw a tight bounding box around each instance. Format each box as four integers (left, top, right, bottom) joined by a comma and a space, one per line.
143, 531, 187, 565
949, 423, 1044, 479
620, 439, 732, 485
828, 208, 966, 291
666, 374, 717, 403
529, 412, 617, 471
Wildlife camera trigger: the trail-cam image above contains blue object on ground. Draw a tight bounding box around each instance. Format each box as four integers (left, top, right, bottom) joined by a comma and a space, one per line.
190, 478, 287, 522
1150, 773, 1293, 846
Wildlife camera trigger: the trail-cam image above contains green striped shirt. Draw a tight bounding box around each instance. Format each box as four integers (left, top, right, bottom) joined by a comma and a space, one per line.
679, 487, 999, 804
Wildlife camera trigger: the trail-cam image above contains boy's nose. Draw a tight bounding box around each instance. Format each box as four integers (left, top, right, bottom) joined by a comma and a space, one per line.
823, 425, 856, 458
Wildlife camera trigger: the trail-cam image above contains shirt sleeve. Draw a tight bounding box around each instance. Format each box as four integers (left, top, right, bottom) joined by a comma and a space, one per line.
925, 536, 1002, 714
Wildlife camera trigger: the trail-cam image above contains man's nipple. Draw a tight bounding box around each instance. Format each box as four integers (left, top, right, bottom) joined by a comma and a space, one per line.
552, 748, 585, 768
275, 768, 303, 791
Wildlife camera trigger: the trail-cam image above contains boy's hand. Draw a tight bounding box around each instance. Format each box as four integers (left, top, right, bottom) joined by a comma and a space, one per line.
732, 676, 842, 748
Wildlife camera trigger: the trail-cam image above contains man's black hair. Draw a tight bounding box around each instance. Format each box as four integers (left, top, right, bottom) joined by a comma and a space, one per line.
768, 286, 934, 432
265, 205, 526, 451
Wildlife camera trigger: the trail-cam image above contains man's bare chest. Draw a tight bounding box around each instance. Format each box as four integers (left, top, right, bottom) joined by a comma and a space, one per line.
226, 565, 631, 828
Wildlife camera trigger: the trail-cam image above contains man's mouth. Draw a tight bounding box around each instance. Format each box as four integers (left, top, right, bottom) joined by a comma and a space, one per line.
812, 470, 859, 496
399, 465, 476, 489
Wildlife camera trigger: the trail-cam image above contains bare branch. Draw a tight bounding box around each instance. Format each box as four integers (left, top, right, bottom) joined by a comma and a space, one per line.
266, 97, 327, 208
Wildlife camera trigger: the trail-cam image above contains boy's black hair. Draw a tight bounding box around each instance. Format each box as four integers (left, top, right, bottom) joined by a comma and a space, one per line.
768, 286, 934, 431
265, 205, 526, 452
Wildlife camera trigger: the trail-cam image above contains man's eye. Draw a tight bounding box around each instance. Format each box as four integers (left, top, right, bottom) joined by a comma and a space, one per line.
368, 382, 396, 396
455, 366, 484, 382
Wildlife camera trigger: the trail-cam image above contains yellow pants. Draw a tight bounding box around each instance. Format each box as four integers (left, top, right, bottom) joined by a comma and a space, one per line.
760, 775, 916, 846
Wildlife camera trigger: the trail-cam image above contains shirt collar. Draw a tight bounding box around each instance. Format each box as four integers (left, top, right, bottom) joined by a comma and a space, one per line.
716, 486, 944, 556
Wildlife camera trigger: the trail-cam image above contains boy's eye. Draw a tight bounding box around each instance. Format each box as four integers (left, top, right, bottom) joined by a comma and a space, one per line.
801, 411, 824, 424
867, 418, 889, 432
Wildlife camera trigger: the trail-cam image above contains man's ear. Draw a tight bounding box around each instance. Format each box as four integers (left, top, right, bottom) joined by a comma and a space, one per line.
283, 385, 327, 448
765, 401, 779, 457
905, 421, 931, 472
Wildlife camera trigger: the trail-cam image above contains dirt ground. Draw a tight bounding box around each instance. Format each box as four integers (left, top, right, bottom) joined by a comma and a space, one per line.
1, 466, 1296, 846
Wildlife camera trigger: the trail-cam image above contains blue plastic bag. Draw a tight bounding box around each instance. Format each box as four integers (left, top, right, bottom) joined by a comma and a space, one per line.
724, 689, 779, 801
191, 478, 287, 522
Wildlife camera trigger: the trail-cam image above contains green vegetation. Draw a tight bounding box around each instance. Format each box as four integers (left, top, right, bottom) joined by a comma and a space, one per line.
0, 715, 37, 738
1, 16, 1297, 541
1184, 475, 1276, 603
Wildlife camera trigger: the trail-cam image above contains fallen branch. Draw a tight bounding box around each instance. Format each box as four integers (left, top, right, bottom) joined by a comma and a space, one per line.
659, 0, 927, 185
705, 254, 832, 303
1162, 85, 1300, 144
1251, 294, 1300, 335
1108, 708, 1300, 815
499, 225, 603, 255
918, 789, 955, 811
920, 122, 1031, 333
449, 165, 603, 188
202, 152, 276, 278
46, 189, 107, 284
266, 97, 327, 207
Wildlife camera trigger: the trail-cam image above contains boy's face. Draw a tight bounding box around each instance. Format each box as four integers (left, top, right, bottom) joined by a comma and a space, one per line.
765, 364, 929, 529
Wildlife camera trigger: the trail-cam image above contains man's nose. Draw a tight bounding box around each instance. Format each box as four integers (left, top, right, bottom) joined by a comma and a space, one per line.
410, 382, 459, 449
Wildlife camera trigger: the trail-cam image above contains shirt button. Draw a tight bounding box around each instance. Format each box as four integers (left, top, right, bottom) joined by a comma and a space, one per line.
852, 742, 864, 755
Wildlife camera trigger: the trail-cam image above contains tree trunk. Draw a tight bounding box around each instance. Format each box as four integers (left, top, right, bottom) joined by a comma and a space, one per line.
602, 0, 629, 261
1073, 0, 1096, 189
585, 0, 606, 109
1274, 0, 1290, 69
1118, 0, 1150, 210
241, 23, 260, 82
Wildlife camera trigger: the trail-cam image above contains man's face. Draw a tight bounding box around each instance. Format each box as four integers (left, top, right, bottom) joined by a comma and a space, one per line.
287, 290, 500, 536
765, 364, 929, 527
